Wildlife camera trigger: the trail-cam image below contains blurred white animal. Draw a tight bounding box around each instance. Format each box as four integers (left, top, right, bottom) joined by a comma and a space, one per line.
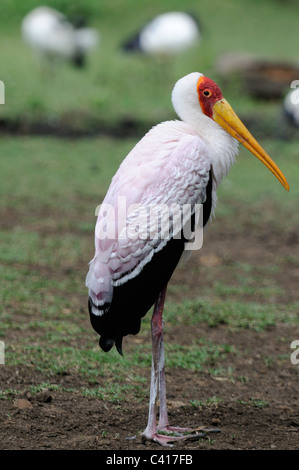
283, 86, 299, 127
276, 86, 299, 140
122, 12, 201, 56
22, 6, 99, 68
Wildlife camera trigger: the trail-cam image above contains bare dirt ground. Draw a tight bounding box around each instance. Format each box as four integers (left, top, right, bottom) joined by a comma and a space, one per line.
1, 325, 298, 451
0, 207, 299, 451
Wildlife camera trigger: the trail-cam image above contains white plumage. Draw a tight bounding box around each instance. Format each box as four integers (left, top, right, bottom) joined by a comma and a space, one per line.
122, 12, 201, 56
22, 6, 99, 68
283, 87, 299, 127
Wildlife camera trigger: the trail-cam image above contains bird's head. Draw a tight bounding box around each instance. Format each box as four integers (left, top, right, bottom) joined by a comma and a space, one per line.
172, 73, 289, 191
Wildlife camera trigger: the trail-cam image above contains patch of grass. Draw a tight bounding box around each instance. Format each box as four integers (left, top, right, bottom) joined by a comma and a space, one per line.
217, 140, 299, 227
163, 298, 299, 331
81, 382, 147, 402
213, 282, 285, 302
250, 398, 269, 409
165, 341, 236, 372
237, 376, 250, 384
238, 398, 269, 409
0, 136, 133, 213
211, 366, 235, 380
0, 389, 18, 400
190, 396, 222, 408
3, 333, 236, 398
28, 382, 75, 394
0, 383, 77, 401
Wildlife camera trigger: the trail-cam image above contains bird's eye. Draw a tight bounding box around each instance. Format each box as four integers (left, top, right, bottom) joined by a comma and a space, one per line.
203, 89, 212, 97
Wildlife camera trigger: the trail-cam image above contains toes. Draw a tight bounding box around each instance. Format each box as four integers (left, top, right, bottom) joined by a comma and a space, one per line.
141, 426, 220, 447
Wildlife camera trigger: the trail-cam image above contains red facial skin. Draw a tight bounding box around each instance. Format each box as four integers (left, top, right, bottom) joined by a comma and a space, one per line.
197, 77, 223, 118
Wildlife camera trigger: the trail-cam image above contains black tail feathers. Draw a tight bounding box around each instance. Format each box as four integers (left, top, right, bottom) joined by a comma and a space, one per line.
99, 336, 123, 356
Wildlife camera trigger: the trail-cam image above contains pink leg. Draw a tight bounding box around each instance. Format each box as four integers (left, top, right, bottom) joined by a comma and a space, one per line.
157, 327, 193, 435
141, 288, 169, 445
141, 287, 220, 447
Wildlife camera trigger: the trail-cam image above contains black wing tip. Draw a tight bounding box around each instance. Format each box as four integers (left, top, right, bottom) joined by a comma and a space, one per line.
115, 337, 123, 356
99, 336, 114, 352
88, 298, 123, 356
99, 336, 123, 356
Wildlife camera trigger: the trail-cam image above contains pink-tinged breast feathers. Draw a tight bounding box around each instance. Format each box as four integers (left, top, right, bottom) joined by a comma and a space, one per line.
86, 120, 211, 309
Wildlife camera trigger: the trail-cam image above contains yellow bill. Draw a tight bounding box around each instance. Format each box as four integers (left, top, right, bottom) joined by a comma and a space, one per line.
213, 98, 289, 191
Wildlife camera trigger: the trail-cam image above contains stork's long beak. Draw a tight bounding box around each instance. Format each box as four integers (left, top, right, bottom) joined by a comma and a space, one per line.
213, 98, 289, 191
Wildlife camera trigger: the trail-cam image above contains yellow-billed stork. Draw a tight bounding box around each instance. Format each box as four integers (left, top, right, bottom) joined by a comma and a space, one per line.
22, 6, 99, 68
86, 72, 289, 446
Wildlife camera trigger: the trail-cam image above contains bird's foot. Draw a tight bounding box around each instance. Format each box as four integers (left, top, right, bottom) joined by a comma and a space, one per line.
141, 425, 220, 447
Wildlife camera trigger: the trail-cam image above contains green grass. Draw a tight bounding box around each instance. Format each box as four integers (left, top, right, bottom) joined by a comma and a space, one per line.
163, 297, 299, 331
190, 396, 222, 408
0, 136, 133, 212
81, 381, 147, 402
1, 0, 299, 402
1, 0, 299, 127
218, 140, 299, 218
240, 398, 269, 409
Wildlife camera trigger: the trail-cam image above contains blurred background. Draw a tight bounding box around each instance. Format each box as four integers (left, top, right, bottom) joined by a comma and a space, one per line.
0, 0, 299, 450
1, 0, 299, 137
